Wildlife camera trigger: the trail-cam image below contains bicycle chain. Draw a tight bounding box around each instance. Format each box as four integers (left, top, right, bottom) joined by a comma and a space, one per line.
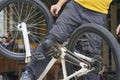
51, 43, 92, 69
61, 46, 92, 68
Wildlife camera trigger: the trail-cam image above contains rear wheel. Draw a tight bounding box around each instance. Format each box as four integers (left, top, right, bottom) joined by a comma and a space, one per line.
0, 0, 53, 60
67, 23, 120, 80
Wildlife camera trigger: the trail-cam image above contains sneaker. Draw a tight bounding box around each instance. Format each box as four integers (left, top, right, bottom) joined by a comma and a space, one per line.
20, 71, 34, 80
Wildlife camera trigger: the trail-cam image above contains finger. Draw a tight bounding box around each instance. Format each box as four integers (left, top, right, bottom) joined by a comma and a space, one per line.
117, 24, 120, 34
117, 34, 120, 38
117, 31, 120, 36
50, 6, 55, 15
51, 9, 57, 16
55, 9, 59, 15
116, 27, 120, 35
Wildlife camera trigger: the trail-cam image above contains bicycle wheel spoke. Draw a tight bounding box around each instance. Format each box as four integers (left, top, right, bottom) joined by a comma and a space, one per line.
24, 5, 39, 22
13, 3, 21, 22
30, 15, 45, 25
19, 2, 24, 20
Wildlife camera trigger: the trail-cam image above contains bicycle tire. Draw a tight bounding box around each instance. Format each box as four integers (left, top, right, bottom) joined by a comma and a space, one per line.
0, 0, 53, 60
67, 23, 120, 80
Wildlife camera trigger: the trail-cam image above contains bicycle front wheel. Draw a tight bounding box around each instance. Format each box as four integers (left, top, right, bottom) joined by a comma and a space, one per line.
67, 23, 120, 80
0, 0, 53, 60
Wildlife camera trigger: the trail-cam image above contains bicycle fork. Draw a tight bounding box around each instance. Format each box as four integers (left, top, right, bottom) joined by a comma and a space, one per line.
17, 22, 31, 63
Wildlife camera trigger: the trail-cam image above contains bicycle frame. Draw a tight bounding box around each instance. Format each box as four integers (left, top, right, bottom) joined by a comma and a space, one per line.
20, 22, 96, 80
38, 45, 95, 80
18, 22, 100, 80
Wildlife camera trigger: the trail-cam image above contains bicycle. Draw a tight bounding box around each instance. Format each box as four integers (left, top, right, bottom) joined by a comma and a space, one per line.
0, 0, 120, 80
36, 23, 120, 80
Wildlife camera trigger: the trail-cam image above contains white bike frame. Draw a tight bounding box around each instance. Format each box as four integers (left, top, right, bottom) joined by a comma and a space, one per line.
20, 22, 95, 80
38, 46, 95, 80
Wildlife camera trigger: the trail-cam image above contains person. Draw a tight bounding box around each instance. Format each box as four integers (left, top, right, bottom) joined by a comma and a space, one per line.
116, 24, 120, 37
20, 0, 112, 80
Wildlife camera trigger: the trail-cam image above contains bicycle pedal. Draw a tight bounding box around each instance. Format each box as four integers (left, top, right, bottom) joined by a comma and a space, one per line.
36, 53, 46, 60
32, 52, 46, 60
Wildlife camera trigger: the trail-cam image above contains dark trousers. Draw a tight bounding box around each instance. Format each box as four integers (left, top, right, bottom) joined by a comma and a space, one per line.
26, 0, 107, 80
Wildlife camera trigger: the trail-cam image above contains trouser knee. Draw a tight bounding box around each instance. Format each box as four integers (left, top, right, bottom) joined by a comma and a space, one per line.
42, 39, 55, 52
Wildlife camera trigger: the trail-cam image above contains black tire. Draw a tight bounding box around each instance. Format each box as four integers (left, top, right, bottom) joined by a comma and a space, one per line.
0, 0, 53, 60
67, 23, 120, 80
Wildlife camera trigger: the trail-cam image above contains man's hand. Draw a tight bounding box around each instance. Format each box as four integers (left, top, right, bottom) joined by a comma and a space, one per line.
50, 4, 61, 16
116, 24, 120, 37
50, 0, 68, 16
